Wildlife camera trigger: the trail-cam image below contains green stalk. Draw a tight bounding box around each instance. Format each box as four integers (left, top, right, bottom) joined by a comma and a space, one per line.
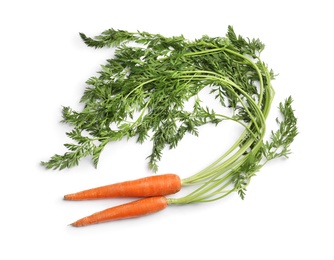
169, 50, 274, 204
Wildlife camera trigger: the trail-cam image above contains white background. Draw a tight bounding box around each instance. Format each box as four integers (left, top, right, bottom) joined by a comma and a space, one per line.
1, 0, 333, 259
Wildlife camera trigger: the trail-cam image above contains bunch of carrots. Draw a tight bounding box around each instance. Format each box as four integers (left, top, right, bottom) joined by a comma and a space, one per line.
53, 26, 298, 227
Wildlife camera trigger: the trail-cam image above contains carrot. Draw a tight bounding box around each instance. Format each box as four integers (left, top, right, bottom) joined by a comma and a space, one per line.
64, 173, 181, 200
71, 196, 168, 227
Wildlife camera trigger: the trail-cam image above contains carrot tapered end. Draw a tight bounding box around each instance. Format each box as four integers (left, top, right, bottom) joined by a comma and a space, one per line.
64, 193, 77, 200
70, 220, 85, 227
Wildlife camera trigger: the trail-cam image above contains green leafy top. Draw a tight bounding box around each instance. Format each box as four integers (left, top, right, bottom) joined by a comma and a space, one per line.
42, 26, 297, 202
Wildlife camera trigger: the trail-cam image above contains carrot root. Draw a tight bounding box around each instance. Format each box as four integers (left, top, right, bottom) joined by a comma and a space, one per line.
71, 196, 168, 227
64, 173, 181, 200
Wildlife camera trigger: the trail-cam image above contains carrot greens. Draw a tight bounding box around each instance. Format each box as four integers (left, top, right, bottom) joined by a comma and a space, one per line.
42, 26, 297, 203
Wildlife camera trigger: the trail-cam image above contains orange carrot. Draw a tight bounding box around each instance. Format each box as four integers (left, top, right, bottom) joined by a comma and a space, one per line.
71, 196, 168, 227
64, 173, 181, 200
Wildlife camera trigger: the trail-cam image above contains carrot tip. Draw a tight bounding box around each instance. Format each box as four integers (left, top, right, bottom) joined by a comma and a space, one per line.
63, 194, 71, 200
